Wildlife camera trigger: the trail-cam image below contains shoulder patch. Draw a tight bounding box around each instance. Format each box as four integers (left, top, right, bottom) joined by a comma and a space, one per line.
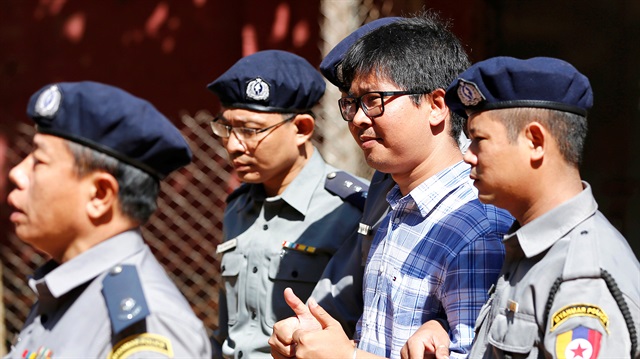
324, 171, 369, 211
555, 325, 602, 359
102, 265, 150, 335
225, 183, 251, 204
108, 333, 173, 359
551, 303, 609, 333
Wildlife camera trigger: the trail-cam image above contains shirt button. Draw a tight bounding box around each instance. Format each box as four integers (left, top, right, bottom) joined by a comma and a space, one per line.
393, 218, 400, 224
252, 267, 258, 273
239, 351, 243, 358
263, 224, 269, 230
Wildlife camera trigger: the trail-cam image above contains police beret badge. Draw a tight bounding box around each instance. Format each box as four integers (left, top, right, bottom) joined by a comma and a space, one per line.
457, 79, 485, 107
34, 84, 62, 118
246, 77, 270, 101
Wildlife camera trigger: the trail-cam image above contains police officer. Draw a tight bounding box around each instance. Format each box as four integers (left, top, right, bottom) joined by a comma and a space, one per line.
207, 50, 367, 358
445, 56, 640, 357
6, 81, 211, 358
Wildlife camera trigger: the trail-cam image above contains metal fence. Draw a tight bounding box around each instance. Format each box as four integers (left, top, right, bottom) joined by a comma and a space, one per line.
0, 105, 371, 351
1, 113, 233, 348
0, 0, 400, 349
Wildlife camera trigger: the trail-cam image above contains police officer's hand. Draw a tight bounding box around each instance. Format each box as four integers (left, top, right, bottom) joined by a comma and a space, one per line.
400, 320, 450, 359
269, 288, 322, 358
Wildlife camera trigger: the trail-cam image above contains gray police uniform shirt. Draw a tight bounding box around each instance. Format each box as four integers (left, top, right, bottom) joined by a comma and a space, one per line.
7, 230, 211, 359
469, 182, 640, 358
214, 149, 366, 359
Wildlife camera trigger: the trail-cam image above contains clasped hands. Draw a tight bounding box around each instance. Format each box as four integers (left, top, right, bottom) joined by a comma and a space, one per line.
268, 288, 451, 359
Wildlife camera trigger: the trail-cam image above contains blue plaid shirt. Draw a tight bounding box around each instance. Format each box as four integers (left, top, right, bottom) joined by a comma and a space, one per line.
355, 161, 513, 358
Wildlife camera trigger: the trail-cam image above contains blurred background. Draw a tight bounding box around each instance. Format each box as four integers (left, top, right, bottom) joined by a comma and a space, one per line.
0, 0, 638, 353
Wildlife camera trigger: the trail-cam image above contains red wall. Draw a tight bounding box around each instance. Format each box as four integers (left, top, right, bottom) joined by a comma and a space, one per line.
0, 0, 322, 125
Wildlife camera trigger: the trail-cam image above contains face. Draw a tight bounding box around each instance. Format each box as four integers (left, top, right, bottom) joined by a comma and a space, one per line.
463, 111, 528, 210
346, 74, 433, 176
7, 134, 90, 259
218, 108, 304, 190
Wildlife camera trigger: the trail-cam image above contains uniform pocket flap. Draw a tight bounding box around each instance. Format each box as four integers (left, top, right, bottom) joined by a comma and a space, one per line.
268, 250, 328, 283
221, 253, 245, 277
488, 312, 538, 354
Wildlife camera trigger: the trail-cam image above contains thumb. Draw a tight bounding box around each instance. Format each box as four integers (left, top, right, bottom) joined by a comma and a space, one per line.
307, 297, 338, 330
284, 287, 310, 317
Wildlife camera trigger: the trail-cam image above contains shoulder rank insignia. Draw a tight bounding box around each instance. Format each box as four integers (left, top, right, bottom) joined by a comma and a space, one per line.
108, 333, 173, 359
325, 171, 369, 211
555, 325, 601, 359
102, 265, 150, 335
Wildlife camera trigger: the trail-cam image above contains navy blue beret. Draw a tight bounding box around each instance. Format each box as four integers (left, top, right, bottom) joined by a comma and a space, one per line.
445, 56, 593, 118
207, 50, 325, 113
320, 17, 401, 90
27, 81, 192, 179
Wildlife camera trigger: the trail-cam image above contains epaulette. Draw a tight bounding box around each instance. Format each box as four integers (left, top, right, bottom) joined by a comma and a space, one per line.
102, 265, 150, 335
324, 171, 369, 211
225, 183, 251, 204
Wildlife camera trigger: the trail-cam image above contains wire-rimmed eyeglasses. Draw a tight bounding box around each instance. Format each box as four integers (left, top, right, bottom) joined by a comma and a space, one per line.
210, 114, 296, 143
338, 91, 425, 122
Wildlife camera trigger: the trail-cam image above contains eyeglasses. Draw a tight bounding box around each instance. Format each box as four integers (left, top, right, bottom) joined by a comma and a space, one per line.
210, 114, 296, 142
338, 91, 424, 122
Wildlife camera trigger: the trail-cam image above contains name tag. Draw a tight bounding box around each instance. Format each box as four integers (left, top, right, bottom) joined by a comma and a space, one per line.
216, 238, 237, 254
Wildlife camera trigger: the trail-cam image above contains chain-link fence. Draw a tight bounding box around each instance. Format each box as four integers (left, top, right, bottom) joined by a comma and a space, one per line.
1, 113, 234, 349
0, 107, 370, 351
0, 0, 402, 350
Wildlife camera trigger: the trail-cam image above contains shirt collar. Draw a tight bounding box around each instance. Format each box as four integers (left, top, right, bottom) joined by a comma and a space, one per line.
505, 181, 598, 258
30, 229, 146, 299
387, 161, 471, 217
271, 148, 324, 216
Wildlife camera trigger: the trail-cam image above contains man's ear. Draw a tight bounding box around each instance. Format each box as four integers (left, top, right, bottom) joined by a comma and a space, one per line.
85, 172, 119, 220
524, 121, 546, 162
427, 88, 449, 127
292, 114, 315, 146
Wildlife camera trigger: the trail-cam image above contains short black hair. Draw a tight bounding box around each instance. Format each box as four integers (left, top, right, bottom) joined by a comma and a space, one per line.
340, 11, 470, 142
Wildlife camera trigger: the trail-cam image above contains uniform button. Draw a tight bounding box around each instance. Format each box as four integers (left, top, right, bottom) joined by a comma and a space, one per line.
251, 311, 257, 320
291, 270, 298, 278
110, 265, 123, 275
327, 172, 337, 179
239, 351, 243, 358
263, 224, 269, 230
252, 267, 258, 273
393, 218, 400, 224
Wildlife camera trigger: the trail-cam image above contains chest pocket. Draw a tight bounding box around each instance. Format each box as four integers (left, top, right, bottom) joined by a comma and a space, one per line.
221, 253, 246, 326
488, 310, 539, 358
264, 250, 329, 328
